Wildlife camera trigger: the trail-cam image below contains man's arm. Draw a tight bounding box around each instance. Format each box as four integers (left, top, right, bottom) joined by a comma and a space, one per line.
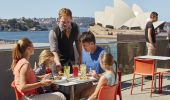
52, 52, 61, 65
75, 40, 82, 64
75, 26, 82, 64
49, 30, 61, 65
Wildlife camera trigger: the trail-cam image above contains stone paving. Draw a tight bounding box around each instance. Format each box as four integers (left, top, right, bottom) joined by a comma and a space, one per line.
121, 68, 170, 100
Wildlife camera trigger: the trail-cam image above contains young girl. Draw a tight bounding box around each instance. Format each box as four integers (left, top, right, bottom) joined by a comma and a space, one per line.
88, 52, 118, 100
34, 50, 59, 93
34, 50, 56, 76
11, 38, 65, 100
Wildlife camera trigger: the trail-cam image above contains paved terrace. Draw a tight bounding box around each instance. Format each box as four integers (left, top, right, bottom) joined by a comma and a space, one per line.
121, 68, 170, 100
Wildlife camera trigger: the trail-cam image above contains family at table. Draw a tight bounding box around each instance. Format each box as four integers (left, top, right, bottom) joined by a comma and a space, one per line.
11, 8, 118, 100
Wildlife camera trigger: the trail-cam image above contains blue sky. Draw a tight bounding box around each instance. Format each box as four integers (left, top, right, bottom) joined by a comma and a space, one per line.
0, 0, 170, 21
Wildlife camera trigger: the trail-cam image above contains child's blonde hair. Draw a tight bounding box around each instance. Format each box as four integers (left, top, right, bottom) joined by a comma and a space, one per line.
38, 50, 54, 66
100, 52, 114, 70
100, 52, 117, 82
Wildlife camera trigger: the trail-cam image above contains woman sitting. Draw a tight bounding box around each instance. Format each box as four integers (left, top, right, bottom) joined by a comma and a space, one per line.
11, 38, 66, 100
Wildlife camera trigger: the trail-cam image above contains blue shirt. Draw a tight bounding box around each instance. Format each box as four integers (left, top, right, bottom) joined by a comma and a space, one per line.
82, 46, 105, 74
34, 64, 58, 76
34, 64, 46, 76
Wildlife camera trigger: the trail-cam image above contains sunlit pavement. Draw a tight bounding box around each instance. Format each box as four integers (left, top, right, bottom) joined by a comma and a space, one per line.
121, 68, 170, 100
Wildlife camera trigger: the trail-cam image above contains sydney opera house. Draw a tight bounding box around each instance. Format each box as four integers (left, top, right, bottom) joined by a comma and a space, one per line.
94, 0, 165, 30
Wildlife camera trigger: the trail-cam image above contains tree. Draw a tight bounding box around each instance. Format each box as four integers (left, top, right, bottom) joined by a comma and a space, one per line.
7, 19, 17, 28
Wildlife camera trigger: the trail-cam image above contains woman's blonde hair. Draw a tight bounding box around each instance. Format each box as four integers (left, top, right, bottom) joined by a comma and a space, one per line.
38, 50, 54, 66
11, 38, 33, 71
58, 8, 72, 19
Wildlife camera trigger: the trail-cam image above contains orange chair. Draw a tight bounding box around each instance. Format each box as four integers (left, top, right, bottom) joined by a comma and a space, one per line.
130, 58, 161, 97
98, 85, 118, 100
117, 71, 122, 100
114, 60, 122, 100
11, 81, 22, 100
160, 71, 170, 93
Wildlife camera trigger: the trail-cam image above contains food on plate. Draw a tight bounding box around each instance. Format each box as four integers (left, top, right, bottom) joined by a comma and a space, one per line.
54, 76, 62, 80
80, 76, 89, 80
86, 73, 92, 77
58, 72, 64, 76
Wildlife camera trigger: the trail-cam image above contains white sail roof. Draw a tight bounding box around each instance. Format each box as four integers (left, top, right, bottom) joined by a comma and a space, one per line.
123, 17, 141, 28
95, 0, 165, 30
132, 4, 144, 17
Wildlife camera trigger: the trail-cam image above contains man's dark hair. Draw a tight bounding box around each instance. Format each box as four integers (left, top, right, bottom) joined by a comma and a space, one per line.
79, 31, 96, 44
150, 12, 158, 18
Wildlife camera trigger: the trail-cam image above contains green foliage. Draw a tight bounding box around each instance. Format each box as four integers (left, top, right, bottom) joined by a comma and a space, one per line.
24, 19, 39, 28
7, 19, 17, 28
0, 18, 40, 31
0, 17, 94, 31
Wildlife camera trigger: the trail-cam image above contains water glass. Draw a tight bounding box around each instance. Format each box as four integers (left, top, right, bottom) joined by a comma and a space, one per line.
51, 63, 57, 76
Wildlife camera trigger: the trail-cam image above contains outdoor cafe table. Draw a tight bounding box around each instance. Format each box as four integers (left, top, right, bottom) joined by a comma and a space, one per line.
136, 56, 170, 91
53, 76, 97, 100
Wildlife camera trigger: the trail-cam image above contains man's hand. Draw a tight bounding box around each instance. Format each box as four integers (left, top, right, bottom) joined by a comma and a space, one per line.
90, 70, 99, 79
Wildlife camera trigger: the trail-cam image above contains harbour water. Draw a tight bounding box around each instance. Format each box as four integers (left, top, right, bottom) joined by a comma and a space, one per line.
0, 28, 88, 43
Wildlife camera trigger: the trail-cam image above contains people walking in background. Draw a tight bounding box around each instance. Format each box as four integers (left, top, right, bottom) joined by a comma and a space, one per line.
145, 12, 159, 55
11, 38, 65, 100
49, 8, 82, 73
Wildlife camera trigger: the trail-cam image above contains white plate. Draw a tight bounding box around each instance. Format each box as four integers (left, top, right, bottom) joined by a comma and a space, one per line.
89, 76, 96, 80
52, 79, 67, 84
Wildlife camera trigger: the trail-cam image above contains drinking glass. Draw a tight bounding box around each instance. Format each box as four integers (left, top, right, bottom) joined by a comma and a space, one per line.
51, 63, 57, 76
73, 65, 79, 77
45, 67, 52, 74
88, 66, 93, 76
80, 64, 87, 80
64, 66, 70, 79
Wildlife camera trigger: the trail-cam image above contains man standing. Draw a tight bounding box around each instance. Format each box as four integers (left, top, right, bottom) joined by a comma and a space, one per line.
145, 12, 158, 80
49, 8, 82, 72
145, 12, 158, 55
